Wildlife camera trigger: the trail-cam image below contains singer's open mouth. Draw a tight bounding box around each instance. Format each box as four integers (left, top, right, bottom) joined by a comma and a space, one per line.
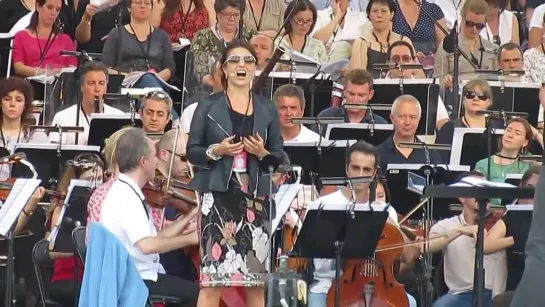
236, 70, 247, 77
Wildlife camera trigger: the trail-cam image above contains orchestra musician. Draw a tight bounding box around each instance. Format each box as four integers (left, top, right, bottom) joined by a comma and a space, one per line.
186, 40, 283, 307
0, 77, 49, 179
98, 127, 199, 305
273, 84, 321, 142
307, 140, 419, 307
139, 91, 173, 134
249, 34, 274, 71
485, 166, 540, 306
47, 154, 105, 306
49, 61, 124, 145
377, 94, 441, 172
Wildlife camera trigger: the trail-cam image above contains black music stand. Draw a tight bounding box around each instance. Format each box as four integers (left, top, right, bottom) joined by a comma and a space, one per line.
504, 204, 532, 287
87, 116, 143, 149
484, 82, 540, 127
369, 80, 440, 135
450, 128, 505, 169
290, 208, 388, 307
326, 124, 393, 145
424, 185, 534, 307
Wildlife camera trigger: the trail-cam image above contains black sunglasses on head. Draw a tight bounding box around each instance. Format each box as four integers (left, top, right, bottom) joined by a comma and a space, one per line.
465, 20, 486, 30
465, 91, 489, 101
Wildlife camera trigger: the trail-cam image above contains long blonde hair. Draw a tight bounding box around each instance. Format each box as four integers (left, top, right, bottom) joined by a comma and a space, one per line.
102, 126, 133, 174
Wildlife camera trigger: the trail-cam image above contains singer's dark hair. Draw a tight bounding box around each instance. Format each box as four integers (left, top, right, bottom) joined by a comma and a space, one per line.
219, 40, 258, 88
163, 0, 203, 19
343, 69, 374, 90
520, 166, 541, 187
387, 40, 416, 60
27, 0, 63, 34
366, 0, 396, 20
284, 0, 318, 34
214, 0, 244, 14
0, 77, 36, 139
345, 140, 380, 171
80, 61, 109, 85
497, 42, 522, 62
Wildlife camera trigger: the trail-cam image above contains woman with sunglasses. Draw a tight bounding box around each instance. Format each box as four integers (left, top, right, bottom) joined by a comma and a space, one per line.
480, 0, 519, 46
275, 0, 327, 64
349, 0, 413, 77
434, 0, 497, 89
191, 0, 256, 87
474, 118, 542, 184
188, 39, 283, 307
46, 154, 105, 306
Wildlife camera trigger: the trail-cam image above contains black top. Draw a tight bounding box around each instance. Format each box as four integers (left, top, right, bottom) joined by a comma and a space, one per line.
377, 136, 442, 174
314, 106, 388, 135
228, 107, 254, 139
367, 48, 388, 79
0, 0, 31, 33
504, 213, 531, 291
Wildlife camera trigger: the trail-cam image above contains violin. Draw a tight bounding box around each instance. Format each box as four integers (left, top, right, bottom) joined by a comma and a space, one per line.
326, 223, 409, 307
0, 177, 65, 201
142, 172, 198, 215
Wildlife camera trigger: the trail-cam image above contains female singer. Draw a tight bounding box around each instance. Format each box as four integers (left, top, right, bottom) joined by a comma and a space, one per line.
102, 0, 176, 89
12, 0, 77, 77
474, 118, 542, 183
0, 77, 49, 179
274, 0, 327, 63
47, 154, 105, 306
187, 39, 283, 307
349, 0, 413, 77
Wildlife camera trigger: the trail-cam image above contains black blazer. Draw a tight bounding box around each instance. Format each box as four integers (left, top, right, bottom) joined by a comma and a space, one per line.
187, 92, 284, 196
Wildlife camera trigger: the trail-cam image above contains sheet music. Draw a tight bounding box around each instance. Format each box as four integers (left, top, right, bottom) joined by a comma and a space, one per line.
89, 113, 142, 121
47, 205, 65, 247
122, 72, 181, 92
271, 184, 301, 234
120, 88, 163, 95
387, 164, 470, 172
0, 179, 41, 236
452, 176, 516, 188
506, 204, 533, 211
307, 200, 389, 211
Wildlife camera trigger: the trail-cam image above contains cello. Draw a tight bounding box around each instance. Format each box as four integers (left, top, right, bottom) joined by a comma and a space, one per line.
326, 222, 410, 307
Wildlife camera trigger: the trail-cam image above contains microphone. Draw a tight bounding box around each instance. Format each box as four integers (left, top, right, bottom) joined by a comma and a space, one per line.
443, 20, 457, 53
0, 152, 26, 164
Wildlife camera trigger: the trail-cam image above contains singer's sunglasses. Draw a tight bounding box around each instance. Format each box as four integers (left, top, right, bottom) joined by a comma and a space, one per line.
224, 55, 256, 64
166, 149, 187, 162
464, 20, 486, 30
465, 90, 489, 101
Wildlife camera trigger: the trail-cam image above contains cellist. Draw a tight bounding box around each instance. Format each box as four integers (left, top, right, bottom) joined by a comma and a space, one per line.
307, 141, 419, 307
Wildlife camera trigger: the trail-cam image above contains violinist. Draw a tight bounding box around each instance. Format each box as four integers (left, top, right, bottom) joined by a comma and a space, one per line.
140, 91, 173, 134
0, 77, 49, 179
49, 61, 124, 145
428, 171, 501, 307
485, 166, 541, 305
47, 154, 104, 306
308, 141, 418, 307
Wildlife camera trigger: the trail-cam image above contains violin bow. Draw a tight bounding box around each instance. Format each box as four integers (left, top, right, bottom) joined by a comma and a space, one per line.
165, 124, 183, 191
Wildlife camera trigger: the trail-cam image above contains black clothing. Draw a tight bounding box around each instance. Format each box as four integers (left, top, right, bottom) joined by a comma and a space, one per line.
377, 136, 442, 174
503, 213, 531, 291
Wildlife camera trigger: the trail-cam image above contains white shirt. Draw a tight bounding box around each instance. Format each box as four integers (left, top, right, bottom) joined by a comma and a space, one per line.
179, 103, 198, 133
480, 10, 514, 45
286, 125, 321, 142
312, 7, 369, 52
49, 104, 125, 145
100, 173, 166, 282
310, 190, 398, 294
429, 0, 461, 30
529, 4, 545, 30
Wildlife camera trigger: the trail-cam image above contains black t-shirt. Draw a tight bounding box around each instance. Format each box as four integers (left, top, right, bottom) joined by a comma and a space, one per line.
504, 213, 531, 291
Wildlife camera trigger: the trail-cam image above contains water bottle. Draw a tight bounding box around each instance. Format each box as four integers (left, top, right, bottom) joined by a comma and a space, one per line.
265, 256, 300, 307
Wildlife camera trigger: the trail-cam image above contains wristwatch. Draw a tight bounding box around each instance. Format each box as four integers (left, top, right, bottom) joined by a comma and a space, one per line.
206, 144, 222, 161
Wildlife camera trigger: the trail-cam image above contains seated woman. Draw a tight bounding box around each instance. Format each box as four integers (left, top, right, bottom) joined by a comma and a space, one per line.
102, 0, 176, 90
349, 0, 413, 78
12, 0, 78, 77
47, 154, 105, 306
474, 118, 542, 183
274, 0, 328, 64
75, 0, 130, 54
190, 0, 256, 86
152, 0, 211, 42
481, 0, 519, 46
0, 77, 49, 179
243, 0, 285, 37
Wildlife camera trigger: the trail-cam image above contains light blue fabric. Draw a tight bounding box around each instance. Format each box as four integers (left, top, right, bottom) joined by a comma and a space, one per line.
308, 291, 418, 307
78, 222, 149, 307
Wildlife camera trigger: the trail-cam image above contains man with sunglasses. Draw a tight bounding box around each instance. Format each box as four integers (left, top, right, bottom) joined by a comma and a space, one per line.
140, 91, 173, 134
433, 0, 497, 89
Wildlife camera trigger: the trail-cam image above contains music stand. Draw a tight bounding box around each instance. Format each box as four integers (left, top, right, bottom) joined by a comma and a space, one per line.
449, 128, 505, 168
326, 123, 393, 145
87, 114, 143, 149
370, 79, 440, 135
505, 173, 523, 186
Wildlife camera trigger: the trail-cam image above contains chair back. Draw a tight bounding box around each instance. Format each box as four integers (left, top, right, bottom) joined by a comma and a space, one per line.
32, 239, 53, 307
434, 256, 449, 297
72, 226, 87, 263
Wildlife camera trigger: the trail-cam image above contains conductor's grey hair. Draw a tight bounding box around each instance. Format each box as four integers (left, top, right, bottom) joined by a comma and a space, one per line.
391, 94, 422, 117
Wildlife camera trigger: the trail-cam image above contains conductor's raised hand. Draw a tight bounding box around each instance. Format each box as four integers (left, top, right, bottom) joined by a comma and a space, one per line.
214, 135, 244, 157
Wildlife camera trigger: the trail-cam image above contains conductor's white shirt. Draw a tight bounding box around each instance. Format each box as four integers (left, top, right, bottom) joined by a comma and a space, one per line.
48, 104, 124, 145
100, 173, 165, 282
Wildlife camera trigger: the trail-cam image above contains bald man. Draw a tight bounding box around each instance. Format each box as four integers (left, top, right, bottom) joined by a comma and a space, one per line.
156, 129, 188, 179
250, 34, 274, 71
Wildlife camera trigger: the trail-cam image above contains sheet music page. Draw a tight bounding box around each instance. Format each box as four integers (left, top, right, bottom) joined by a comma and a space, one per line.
0, 179, 41, 236
452, 176, 515, 188
506, 205, 533, 211
307, 200, 388, 211
47, 205, 66, 247
271, 184, 301, 234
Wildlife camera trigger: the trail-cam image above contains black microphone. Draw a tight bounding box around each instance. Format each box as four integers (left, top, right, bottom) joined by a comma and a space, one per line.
443, 20, 458, 53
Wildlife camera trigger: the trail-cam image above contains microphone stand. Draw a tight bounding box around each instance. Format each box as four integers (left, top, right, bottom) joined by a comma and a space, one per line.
238, 0, 245, 39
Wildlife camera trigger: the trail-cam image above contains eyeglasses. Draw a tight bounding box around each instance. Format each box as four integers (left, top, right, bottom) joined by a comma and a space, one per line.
465, 91, 489, 101
391, 55, 413, 63
166, 150, 187, 162
464, 20, 486, 30
224, 55, 256, 64
293, 18, 313, 26
220, 12, 240, 20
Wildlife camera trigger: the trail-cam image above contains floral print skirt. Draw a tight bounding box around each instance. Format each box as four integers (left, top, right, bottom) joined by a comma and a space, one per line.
198, 186, 271, 287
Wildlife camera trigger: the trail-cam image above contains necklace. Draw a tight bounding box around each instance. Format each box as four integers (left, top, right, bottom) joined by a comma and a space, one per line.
372, 30, 391, 52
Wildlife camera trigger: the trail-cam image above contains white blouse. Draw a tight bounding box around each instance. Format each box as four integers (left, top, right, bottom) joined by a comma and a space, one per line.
480, 10, 515, 45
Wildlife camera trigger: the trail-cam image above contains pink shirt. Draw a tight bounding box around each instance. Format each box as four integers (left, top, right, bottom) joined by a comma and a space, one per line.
12, 30, 78, 69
